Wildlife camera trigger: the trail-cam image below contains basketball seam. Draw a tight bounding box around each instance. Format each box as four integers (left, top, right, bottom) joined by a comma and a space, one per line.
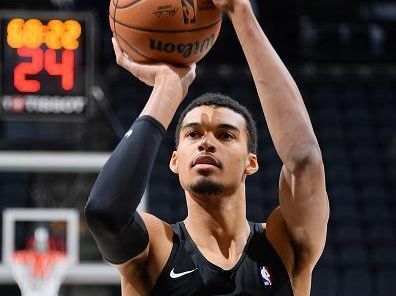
112, 0, 156, 63
116, 34, 157, 62
112, 0, 145, 9
113, 0, 120, 52
113, 0, 120, 30
109, 14, 222, 33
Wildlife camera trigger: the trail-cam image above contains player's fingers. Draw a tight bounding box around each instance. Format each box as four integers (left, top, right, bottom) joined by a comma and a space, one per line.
112, 37, 139, 73
111, 37, 150, 80
189, 63, 196, 77
185, 63, 197, 85
112, 37, 127, 66
187, 63, 196, 73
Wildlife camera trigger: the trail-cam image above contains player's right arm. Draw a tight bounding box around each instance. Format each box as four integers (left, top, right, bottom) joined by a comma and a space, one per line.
214, 1, 329, 293
84, 38, 195, 285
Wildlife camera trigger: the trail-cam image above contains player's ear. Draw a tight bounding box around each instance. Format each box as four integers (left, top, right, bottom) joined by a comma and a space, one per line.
169, 151, 179, 174
245, 153, 258, 175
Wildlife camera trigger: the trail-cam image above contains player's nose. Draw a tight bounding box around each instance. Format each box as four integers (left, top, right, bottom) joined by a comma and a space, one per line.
198, 135, 216, 153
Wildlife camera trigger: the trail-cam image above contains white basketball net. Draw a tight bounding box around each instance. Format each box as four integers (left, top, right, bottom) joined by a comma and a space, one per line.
11, 251, 68, 296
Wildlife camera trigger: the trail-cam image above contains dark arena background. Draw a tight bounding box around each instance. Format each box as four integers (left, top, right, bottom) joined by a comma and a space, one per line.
0, 0, 395, 295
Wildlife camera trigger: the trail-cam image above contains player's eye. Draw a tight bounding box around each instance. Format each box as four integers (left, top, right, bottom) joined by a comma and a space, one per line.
220, 132, 235, 140
186, 130, 201, 139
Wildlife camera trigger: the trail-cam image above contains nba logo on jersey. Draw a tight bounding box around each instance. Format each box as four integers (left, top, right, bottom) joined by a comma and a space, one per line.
260, 266, 272, 286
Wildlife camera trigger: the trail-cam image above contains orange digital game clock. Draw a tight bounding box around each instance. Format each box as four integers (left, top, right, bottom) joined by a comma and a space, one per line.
0, 10, 95, 121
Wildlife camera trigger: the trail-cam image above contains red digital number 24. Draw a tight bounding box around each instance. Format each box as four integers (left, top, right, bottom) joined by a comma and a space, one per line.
14, 48, 75, 93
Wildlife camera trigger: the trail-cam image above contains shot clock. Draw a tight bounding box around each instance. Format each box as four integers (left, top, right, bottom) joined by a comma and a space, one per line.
0, 10, 95, 121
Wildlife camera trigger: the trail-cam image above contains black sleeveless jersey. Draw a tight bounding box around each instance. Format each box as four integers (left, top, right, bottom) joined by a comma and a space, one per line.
151, 221, 294, 296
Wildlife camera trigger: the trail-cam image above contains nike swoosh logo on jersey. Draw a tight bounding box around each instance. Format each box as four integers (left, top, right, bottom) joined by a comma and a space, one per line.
170, 268, 197, 279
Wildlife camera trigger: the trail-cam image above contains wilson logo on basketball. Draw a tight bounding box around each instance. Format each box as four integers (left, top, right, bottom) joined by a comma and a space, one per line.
149, 35, 215, 58
180, 0, 196, 24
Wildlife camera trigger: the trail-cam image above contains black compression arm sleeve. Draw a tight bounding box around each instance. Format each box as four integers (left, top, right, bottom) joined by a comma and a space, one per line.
84, 115, 165, 264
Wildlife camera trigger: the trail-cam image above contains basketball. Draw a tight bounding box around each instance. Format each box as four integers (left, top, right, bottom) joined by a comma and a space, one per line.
109, 0, 222, 65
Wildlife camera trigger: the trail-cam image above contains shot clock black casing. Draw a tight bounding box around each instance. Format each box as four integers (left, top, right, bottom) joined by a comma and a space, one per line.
0, 10, 95, 121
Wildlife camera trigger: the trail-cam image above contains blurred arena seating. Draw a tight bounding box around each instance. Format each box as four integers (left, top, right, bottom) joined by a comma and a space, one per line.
0, 0, 395, 295
0, 63, 395, 295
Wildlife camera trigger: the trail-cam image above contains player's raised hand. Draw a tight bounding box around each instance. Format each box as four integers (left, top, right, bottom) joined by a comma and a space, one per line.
112, 37, 196, 100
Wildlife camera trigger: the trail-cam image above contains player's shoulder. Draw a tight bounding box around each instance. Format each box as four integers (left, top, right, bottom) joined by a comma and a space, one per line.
123, 212, 174, 276
139, 212, 173, 241
117, 213, 175, 290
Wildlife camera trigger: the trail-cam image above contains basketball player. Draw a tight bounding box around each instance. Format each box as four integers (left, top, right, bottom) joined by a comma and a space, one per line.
85, 0, 329, 295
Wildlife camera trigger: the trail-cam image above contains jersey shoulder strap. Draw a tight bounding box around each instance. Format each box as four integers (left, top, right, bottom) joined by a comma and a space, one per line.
150, 222, 200, 295
248, 222, 294, 295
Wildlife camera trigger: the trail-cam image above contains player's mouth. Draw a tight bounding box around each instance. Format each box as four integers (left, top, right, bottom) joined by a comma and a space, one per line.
191, 154, 221, 170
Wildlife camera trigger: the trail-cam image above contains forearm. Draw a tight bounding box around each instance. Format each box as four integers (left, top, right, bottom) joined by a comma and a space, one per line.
85, 80, 180, 233
84, 115, 165, 263
86, 37, 194, 263
140, 76, 184, 129
229, 2, 321, 172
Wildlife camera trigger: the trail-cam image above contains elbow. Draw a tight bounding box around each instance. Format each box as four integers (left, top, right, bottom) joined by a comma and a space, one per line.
84, 197, 104, 231
84, 193, 132, 235
84, 196, 114, 235
287, 145, 324, 176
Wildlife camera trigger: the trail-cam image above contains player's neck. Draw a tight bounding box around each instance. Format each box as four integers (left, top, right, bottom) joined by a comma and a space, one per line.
184, 186, 250, 260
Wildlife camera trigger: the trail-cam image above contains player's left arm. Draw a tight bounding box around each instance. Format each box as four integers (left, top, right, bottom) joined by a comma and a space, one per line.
274, 162, 329, 269
216, 0, 330, 271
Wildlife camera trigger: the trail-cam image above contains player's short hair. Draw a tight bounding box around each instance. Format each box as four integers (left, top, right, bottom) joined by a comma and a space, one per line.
175, 93, 258, 154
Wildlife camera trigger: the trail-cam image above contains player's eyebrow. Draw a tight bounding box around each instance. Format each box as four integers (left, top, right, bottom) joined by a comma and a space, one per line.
181, 122, 240, 133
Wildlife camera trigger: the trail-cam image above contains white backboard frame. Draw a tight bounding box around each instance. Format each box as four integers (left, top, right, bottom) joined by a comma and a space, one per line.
2, 208, 79, 266
0, 151, 148, 284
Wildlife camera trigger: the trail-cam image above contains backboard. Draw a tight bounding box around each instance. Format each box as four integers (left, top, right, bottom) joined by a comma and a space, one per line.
0, 208, 119, 285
